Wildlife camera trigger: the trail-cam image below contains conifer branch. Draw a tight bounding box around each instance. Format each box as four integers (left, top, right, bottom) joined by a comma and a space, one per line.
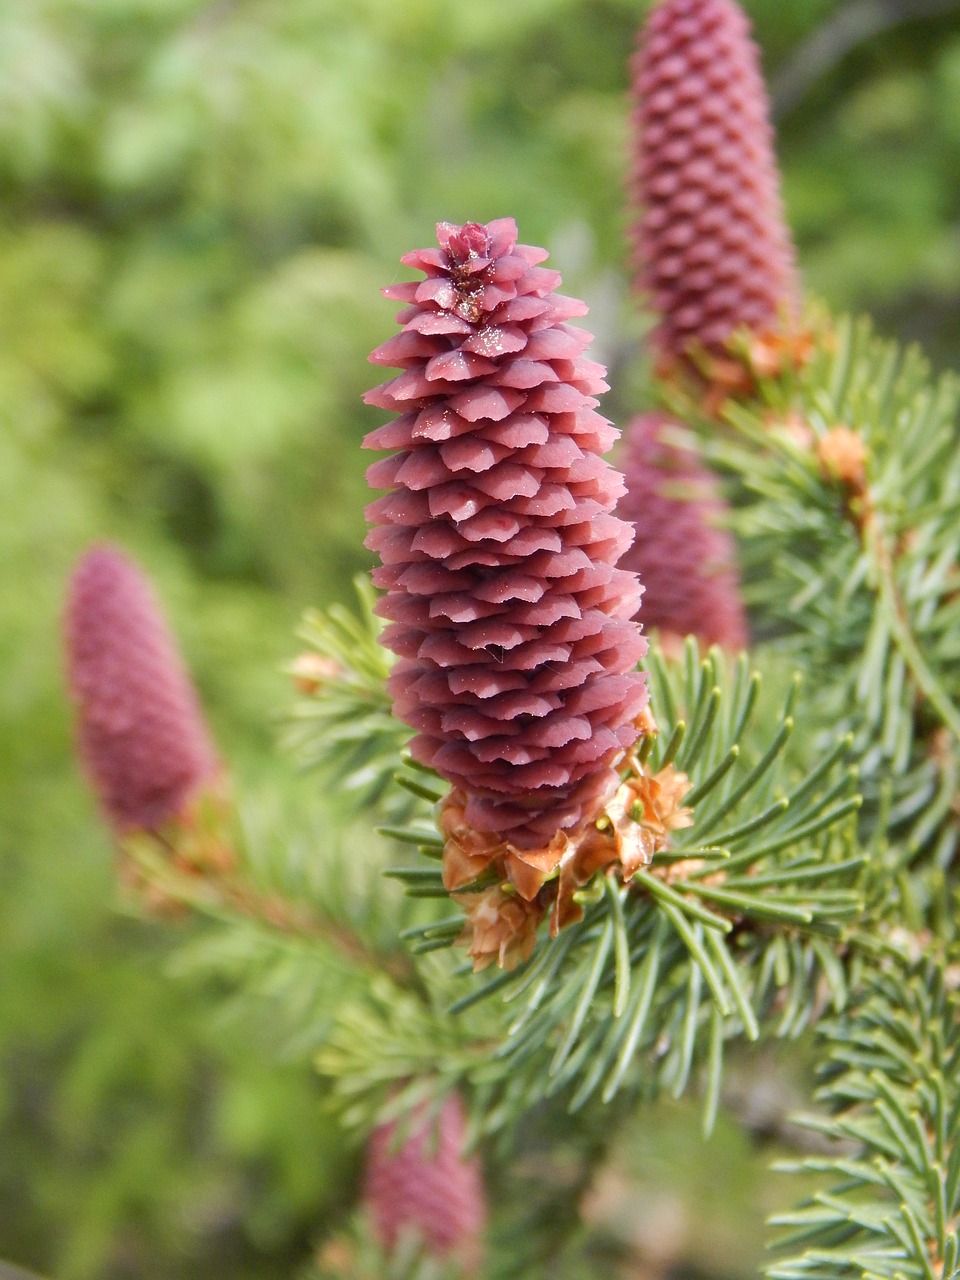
696, 316, 960, 864
865, 512, 960, 741
285, 576, 413, 821
768, 955, 960, 1280
336, 643, 866, 1133
136, 791, 427, 1060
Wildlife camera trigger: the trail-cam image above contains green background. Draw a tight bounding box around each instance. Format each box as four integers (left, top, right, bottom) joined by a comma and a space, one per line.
3, 0, 959, 1275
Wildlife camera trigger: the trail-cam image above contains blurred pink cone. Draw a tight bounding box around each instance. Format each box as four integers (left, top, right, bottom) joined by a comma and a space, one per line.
363, 1093, 486, 1272
618, 413, 748, 651
64, 543, 222, 834
630, 0, 798, 364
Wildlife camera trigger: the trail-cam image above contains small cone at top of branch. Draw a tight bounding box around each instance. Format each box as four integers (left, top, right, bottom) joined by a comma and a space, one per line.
630, 0, 798, 369
363, 217, 649, 860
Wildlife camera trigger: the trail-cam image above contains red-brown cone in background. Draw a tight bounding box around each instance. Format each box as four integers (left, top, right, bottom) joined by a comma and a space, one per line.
630, 0, 798, 363
363, 1093, 486, 1271
618, 413, 748, 651
364, 218, 648, 850
64, 543, 222, 834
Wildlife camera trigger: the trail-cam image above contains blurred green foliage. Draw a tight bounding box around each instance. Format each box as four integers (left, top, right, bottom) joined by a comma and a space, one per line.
4, 0, 960, 1276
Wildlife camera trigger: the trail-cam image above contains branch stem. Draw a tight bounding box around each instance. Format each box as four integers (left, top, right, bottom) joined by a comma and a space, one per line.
864, 513, 960, 740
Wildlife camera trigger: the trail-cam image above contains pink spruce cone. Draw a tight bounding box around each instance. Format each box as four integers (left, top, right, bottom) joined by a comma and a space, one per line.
363, 218, 648, 849
630, 0, 798, 361
363, 1094, 486, 1269
64, 543, 221, 833
618, 413, 748, 651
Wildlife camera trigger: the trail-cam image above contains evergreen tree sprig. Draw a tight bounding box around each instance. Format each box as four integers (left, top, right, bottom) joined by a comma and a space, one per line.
716, 317, 960, 750
768, 954, 960, 1280
336, 642, 864, 1136
693, 315, 960, 867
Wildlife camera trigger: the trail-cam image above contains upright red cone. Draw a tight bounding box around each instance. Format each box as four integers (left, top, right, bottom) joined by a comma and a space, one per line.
64, 544, 221, 834
363, 1094, 486, 1273
630, 0, 798, 364
618, 413, 748, 652
363, 218, 648, 852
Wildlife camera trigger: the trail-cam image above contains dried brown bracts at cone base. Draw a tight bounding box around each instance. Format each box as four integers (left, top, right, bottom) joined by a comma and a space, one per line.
363, 1093, 486, 1273
618, 413, 748, 652
363, 218, 649, 854
64, 543, 223, 836
444, 751, 695, 971
630, 0, 798, 368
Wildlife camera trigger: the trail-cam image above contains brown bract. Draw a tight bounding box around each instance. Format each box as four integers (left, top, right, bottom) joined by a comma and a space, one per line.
290, 652, 344, 695
606, 760, 694, 878
454, 884, 548, 972
817, 426, 868, 493
815, 425, 873, 534
440, 785, 582, 901
658, 326, 814, 417
117, 779, 236, 916
444, 758, 694, 970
